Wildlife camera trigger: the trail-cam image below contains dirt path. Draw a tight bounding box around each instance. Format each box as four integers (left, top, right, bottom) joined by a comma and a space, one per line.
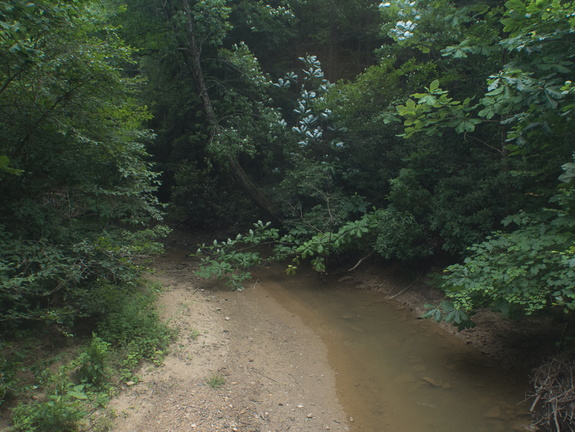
108, 247, 350, 432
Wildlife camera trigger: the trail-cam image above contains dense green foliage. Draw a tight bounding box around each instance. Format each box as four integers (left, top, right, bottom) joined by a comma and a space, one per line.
0, 0, 167, 329
0, 0, 171, 428
2, 0, 575, 427
392, 0, 575, 324
0, 0, 570, 334
2, 281, 171, 430
175, 0, 575, 327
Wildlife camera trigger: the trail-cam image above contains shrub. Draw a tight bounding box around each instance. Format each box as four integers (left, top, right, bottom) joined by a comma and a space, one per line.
73, 336, 110, 388
11, 374, 88, 432
94, 282, 173, 380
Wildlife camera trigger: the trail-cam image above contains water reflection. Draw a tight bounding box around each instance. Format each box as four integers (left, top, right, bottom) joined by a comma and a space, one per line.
258, 267, 531, 432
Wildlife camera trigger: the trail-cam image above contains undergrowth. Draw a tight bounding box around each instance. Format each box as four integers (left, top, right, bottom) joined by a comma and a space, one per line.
0, 280, 173, 432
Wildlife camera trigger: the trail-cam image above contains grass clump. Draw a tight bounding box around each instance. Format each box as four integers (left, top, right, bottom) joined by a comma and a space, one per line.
206, 374, 226, 389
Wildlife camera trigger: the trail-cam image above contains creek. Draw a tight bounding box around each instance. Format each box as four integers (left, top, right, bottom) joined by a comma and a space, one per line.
255, 264, 532, 432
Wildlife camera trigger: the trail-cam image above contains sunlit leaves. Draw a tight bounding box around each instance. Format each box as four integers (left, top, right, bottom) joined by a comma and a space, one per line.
502, 0, 575, 36
194, 210, 410, 287
396, 80, 478, 137
220, 42, 272, 88
441, 201, 575, 317
392, 0, 575, 160
194, 221, 285, 289
188, 0, 231, 47
379, 0, 495, 53
286, 56, 336, 148
559, 161, 575, 184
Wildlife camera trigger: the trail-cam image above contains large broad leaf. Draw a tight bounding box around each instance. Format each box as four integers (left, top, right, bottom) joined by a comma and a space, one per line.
559, 162, 575, 184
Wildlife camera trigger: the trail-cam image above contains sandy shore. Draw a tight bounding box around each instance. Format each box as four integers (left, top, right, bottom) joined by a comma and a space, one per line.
107, 248, 350, 432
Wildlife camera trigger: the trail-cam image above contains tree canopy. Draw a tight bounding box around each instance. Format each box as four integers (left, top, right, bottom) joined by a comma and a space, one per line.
1, 0, 574, 331
0, 0, 165, 329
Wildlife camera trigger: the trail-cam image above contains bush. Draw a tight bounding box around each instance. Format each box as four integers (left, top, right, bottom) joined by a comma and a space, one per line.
373, 208, 432, 261
441, 209, 575, 316
0, 225, 170, 331
97, 288, 171, 353
3, 277, 173, 430
11, 371, 88, 432
0, 341, 25, 407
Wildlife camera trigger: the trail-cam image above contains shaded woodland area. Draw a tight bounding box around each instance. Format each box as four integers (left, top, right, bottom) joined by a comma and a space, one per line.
1, 0, 575, 430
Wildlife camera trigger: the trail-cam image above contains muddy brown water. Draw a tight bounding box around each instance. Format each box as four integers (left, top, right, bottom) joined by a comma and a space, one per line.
255, 265, 532, 432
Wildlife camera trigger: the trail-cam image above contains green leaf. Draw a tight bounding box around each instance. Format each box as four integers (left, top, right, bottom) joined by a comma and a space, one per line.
68, 390, 88, 400
0, 155, 23, 175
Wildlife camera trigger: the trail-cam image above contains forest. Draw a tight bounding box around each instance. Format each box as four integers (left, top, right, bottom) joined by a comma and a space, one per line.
1, 0, 574, 430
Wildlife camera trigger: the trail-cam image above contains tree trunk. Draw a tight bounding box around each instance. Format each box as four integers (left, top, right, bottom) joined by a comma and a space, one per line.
170, 0, 282, 227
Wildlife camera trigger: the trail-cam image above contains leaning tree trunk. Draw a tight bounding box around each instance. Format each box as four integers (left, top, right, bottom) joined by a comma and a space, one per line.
170, 0, 282, 227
